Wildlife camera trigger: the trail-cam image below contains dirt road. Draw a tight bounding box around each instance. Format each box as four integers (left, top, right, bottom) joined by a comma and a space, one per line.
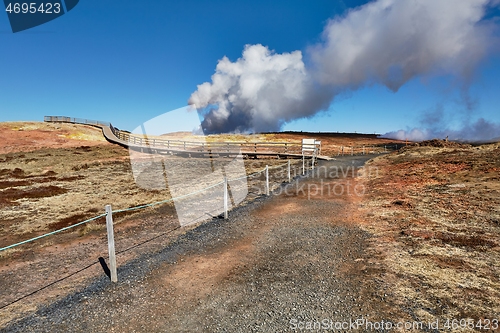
2, 156, 395, 332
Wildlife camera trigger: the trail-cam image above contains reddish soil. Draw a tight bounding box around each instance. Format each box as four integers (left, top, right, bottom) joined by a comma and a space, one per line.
0, 121, 425, 330
0, 122, 110, 154
2, 157, 397, 332
357, 142, 500, 324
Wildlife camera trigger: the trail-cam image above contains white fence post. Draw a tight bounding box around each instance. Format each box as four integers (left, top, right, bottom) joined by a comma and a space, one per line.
288, 160, 291, 182
265, 165, 269, 196
224, 177, 228, 219
105, 205, 117, 283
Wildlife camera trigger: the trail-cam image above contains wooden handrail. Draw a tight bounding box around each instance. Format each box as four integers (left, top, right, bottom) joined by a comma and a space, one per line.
44, 115, 394, 159
44, 115, 305, 154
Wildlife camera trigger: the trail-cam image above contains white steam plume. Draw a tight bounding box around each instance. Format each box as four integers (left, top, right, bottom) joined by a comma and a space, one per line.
189, 0, 499, 134
189, 44, 332, 133
311, 0, 493, 90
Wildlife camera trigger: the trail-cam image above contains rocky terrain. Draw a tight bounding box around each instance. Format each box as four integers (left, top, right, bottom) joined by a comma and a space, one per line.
3, 156, 399, 332
0, 122, 399, 330
2, 122, 498, 332
357, 142, 500, 327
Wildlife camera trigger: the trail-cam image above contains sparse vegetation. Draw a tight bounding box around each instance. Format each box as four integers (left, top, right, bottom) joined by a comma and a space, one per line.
0, 121, 426, 329
358, 142, 500, 323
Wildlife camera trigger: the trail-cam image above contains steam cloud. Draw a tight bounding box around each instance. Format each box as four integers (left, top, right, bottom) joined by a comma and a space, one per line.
189, 0, 499, 137
189, 45, 333, 133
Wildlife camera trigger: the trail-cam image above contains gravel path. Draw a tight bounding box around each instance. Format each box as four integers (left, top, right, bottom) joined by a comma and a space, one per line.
3, 156, 391, 332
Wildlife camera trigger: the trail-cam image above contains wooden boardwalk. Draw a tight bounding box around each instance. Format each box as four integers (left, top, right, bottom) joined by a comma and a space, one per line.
44, 116, 333, 160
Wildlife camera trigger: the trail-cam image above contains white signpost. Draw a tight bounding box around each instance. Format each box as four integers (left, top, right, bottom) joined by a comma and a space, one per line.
301, 139, 320, 174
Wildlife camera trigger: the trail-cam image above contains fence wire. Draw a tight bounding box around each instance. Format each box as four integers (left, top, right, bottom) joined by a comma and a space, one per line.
0, 160, 298, 252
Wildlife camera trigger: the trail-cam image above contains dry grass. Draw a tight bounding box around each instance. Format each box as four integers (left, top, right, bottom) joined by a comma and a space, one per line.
0, 121, 407, 328
0, 122, 402, 247
0, 145, 136, 235
78, 222, 106, 237
358, 142, 500, 324
0, 143, 299, 242
0, 122, 107, 154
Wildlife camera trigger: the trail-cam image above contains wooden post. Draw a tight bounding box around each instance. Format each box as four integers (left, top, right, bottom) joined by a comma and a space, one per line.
302, 155, 305, 175
265, 165, 269, 196
105, 205, 117, 283
351, 146, 354, 156
363, 146, 365, 155
288, 160, 291, 182
224, 177, 228, 219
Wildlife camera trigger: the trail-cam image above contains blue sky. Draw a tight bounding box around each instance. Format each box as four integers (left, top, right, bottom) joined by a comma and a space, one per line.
1, 0, 499, 138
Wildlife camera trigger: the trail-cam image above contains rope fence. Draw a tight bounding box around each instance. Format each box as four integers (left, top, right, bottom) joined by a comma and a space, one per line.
0, 159, 307, 255
0, 214, 106, 252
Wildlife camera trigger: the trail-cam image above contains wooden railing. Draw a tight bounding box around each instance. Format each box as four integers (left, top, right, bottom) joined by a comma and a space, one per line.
45, 116, 305, 155
115, 130, 303, 154
45, 115, 400, 156
44, 116, 111, 128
